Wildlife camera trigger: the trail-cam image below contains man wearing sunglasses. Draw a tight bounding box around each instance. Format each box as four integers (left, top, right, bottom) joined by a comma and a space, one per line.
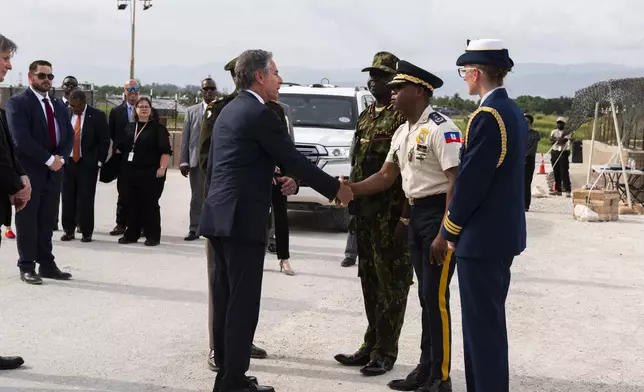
61, 76, 78, 107
179, 78, 218, 242
108, 79, 141, 236
6, 59, 74, 285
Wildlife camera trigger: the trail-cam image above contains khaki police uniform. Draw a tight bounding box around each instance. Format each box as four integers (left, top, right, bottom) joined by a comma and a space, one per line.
385, 60, 462, 389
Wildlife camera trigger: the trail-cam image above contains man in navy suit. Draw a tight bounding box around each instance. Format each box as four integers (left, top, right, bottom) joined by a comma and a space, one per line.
6, 60, 74, 285
0, 32, 27, 370
440, 39, 527, 392
199, 49, 353, 392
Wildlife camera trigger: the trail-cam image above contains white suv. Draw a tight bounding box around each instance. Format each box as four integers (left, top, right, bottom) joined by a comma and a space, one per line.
279, 84, 374, 231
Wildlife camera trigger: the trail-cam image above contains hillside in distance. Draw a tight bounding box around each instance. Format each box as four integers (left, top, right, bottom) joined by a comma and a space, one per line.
80, 62, 644, 99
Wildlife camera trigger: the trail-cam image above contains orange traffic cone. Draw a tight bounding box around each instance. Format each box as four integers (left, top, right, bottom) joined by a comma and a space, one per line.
538, 153, 546, 175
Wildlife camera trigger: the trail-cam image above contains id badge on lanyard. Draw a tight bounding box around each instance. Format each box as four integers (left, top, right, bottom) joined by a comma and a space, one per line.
129, 122, 148, 162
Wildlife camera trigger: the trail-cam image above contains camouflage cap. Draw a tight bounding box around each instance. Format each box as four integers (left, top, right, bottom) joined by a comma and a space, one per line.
224, 56, 238, 72
361, 51, 399, 74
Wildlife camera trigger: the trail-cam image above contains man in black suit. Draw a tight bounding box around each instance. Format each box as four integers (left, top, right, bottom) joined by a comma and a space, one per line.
108, 79, 140, 236
199, 49, 353, 392
6, 59, 74, 285
0, 32, 27, 369
54, 75, 79, 231
60, 89, 110, 242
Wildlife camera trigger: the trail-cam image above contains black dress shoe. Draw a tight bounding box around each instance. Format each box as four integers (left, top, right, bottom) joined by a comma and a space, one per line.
208, 350, 219, 372
0, 356, 24, 370
39, 266, 72, 280
360, 357, 393, 376
341, 257, 356, 267
20, 271, 43, 285
334, 347, 371, 366
184, 231, 199, 241
213, 376, 260, 392
417, 378, 452, 392
61, 232, 75, 241
118, 237, 137, 244
144, 239, 160, 246
250, 344, 267, 359
110, 225, 126, 236
228, 385, 274, 392
81, 235, 92, 243
388, 364, 428, 391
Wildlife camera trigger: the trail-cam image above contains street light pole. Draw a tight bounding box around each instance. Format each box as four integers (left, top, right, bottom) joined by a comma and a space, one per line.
118, 0, 152, 80
130, 0, 136, 79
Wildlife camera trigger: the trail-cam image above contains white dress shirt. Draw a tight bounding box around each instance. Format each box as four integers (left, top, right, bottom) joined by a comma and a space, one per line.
30, 86, 63, 166
245, 89, 265, 104
479, 86, 505, 107
70, 104, 87, 159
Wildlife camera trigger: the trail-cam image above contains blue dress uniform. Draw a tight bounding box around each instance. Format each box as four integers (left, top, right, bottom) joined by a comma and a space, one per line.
385, 61, 462, 392
441, 40, 526, 392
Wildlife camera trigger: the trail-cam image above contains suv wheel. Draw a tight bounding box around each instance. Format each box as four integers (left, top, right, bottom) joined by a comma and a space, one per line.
329, 208, 350, 232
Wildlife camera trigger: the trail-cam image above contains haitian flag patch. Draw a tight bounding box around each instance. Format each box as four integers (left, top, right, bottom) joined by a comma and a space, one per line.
444, 131, 462, 144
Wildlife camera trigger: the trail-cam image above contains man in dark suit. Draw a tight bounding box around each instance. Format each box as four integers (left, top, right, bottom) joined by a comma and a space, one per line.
6, 60, 74, 285
60, 89, 110, 242
199, 49, 353, 392
54, 75, 79, 231
0, 32, 26, 369
108, 79, 140, 236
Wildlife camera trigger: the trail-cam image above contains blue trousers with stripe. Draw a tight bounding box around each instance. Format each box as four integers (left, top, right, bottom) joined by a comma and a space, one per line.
457, 256, 513, 392
409, 194, 456, 382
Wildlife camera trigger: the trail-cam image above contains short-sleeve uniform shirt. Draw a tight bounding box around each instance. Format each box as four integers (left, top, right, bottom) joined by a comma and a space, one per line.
386, 105, 462, 199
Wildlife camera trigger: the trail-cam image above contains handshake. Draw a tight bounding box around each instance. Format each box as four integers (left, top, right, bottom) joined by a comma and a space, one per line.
333, 176, 354, 206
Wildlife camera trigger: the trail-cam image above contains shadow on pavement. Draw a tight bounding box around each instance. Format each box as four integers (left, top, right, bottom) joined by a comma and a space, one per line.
0, 370, 196, 392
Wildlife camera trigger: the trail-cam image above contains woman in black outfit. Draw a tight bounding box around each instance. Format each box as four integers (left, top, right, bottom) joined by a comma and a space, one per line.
270, 167, 294, 275
115, 97, 171, 246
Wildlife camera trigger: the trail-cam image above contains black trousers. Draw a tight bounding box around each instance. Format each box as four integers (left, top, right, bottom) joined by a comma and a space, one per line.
115, 176, 128, 227
61, 159, 99, 235
408, 194, 456, 382
550, 151, 571, 192
270, 184, 290, 259
524, 155, 535, 209
457, 256, 513, 392
209, 236, 265, 391
121, 171, 164, 242
16, 175, 61, 272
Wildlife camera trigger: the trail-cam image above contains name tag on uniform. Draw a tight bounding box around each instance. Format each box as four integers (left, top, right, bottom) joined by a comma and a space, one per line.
128, 152, 134, 162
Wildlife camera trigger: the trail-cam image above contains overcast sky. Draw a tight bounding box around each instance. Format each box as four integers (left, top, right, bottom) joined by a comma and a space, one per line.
2, 0, 643, 86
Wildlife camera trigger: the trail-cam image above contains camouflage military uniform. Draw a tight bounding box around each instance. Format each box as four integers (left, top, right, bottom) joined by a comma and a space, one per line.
350, 103, 412, 362
199, 92, 238, 175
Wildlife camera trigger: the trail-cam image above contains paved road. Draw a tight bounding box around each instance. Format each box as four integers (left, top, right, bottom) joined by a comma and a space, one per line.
1, 169, 643, 392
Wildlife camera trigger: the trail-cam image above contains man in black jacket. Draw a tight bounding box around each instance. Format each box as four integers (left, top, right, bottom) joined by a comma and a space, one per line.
0, 32, 27, 370
60, 89, 110, 242
199, 49, 353, 392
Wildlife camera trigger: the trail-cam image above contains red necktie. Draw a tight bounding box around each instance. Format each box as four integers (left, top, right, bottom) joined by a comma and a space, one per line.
42, 98, 57, 149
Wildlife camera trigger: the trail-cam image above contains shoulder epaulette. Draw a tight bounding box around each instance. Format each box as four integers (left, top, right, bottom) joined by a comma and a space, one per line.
465, 106, 507, 168
428, 111, 446, 125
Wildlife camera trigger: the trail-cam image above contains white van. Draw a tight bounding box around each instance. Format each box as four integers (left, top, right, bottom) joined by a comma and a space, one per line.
279, 84, 375, 231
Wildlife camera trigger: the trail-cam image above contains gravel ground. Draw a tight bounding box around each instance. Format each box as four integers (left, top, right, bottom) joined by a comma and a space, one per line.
0, 167, 643, 392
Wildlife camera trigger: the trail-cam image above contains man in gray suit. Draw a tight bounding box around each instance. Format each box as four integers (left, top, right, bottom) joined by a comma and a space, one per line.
180, 78, 218, 241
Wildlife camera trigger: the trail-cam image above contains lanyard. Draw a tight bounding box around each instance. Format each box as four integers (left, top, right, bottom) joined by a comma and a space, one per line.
133, 122, 149, 149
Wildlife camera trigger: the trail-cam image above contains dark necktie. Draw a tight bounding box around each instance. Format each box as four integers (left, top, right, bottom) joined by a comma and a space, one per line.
42, 98, 57, 149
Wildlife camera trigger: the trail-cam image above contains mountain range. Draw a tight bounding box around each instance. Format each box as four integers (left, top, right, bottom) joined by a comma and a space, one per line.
34, 62, 644, 99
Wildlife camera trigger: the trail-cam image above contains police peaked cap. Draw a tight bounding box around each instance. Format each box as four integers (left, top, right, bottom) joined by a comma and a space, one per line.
387, 60, 444, 92
456, 39, 514, 69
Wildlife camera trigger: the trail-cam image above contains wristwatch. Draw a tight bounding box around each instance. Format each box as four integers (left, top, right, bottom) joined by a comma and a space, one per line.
399, 217, 409, 226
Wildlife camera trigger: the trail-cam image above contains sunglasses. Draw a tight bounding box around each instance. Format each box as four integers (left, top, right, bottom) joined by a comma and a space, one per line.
126, 86, 140, 92
34, 72, 54, 81
202, 87, 216, 92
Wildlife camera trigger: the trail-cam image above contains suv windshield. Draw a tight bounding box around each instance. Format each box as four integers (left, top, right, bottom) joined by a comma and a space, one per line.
279, 94, 358, 130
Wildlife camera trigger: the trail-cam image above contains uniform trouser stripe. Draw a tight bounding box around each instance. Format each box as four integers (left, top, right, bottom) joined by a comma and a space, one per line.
438, 249, 453, 381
